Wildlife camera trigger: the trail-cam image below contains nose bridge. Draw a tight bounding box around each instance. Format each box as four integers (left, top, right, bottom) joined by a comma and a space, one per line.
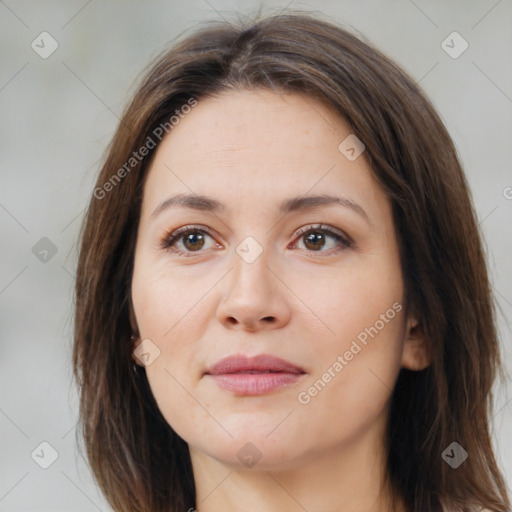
216, 233, 290, 330
230, 234, 274, 301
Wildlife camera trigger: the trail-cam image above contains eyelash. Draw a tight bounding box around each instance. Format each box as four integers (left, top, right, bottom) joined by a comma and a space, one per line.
159, 223, 352, 258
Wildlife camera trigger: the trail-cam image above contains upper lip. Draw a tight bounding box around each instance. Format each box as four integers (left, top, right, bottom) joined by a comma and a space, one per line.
205, 354, 305, 375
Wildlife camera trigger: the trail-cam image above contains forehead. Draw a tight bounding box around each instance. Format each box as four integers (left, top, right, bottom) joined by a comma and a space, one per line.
140, 89, 385, 221
155, 89, 349, 164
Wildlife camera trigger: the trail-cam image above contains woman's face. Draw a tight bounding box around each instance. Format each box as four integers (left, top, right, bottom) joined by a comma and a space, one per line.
131, 89, 426, 470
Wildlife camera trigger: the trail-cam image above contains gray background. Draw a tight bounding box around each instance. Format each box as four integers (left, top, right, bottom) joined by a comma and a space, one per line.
1, 0, 511, 510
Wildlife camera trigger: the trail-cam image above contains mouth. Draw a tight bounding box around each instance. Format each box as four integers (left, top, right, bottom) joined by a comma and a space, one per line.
204, 354, 306, 396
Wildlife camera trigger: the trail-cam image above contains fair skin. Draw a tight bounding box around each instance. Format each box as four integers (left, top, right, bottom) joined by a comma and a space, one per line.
130, 89, 430, 512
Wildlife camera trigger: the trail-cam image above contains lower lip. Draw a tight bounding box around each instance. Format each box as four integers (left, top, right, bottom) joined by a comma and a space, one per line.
206, 373, 304, 396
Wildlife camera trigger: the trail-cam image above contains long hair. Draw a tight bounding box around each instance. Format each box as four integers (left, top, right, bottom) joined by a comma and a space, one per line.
72, 11, 511, 512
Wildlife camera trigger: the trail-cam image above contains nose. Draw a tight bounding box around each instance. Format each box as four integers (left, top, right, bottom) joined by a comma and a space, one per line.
215, 248, 292, 332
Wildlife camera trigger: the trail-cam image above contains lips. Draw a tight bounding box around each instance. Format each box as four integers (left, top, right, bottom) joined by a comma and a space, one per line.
204, 354, 306, 396
205, 354, 305, 375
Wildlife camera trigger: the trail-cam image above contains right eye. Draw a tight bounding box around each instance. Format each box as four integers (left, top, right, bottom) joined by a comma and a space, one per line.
159, 225, 221, 257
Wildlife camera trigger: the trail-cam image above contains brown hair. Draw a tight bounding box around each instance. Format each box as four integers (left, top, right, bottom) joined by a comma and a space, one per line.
72, 11, 511, 512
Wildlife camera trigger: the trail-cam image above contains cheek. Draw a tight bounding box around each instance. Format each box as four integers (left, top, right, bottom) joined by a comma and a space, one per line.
131, 260, 215, 414
295, 308, 405, 445
132, 275, 210, 441
294, 261, 405, 417
132, 260, 212, 338
294, 257, 404, 351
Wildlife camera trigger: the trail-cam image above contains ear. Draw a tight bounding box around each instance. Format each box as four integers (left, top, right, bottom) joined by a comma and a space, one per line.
401, 315, 431, 371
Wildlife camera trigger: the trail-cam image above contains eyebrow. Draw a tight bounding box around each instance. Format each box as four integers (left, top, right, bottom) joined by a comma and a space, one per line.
151, 193, 370, 223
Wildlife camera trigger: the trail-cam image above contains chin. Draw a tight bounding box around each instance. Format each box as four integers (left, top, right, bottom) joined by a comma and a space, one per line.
189, 428, 312, 472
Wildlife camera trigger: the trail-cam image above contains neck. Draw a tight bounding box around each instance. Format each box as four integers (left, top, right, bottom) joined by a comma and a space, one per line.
189, 420, 405, 512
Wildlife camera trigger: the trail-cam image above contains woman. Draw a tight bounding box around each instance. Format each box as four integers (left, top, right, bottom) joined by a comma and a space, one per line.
73, 11, 511, 512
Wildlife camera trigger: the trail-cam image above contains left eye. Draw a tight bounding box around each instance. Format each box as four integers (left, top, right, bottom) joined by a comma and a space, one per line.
160, 224, 351, 257
292, 224, 352, 254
